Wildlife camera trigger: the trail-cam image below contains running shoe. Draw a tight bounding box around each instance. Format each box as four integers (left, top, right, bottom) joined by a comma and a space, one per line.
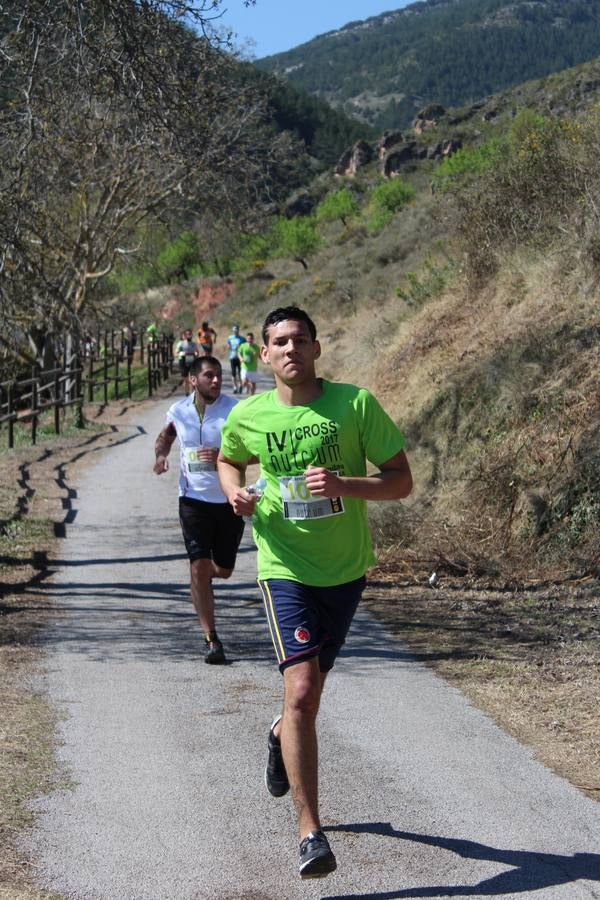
265, 714, 289, 797
299, 830, 337, 879
204, 635, 226, 665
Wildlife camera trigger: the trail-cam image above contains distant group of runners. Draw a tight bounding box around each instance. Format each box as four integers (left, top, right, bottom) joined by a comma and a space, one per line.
174, 322, 260, 396
153, 305, 413, 880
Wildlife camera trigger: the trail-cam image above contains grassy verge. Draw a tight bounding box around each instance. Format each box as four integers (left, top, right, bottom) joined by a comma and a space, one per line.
86, 360, 151, 403
364, 567, 600, 800
0, 640, 65, 899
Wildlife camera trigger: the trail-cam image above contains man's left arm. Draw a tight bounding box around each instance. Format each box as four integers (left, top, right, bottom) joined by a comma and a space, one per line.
305, 449, 412, 501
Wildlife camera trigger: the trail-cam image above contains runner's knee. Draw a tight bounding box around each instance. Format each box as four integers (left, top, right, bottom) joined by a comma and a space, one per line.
284, 664, 322, 718
190, 558, 212, 580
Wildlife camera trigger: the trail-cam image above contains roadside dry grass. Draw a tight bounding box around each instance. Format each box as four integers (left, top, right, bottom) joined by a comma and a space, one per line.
363, 566, 600, 801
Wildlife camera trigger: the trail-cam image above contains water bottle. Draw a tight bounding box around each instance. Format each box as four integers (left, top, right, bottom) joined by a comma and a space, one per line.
245, 478, 267, 522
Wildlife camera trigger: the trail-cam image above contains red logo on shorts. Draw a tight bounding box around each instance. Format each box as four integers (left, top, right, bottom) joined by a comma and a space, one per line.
294, 626, 311, 644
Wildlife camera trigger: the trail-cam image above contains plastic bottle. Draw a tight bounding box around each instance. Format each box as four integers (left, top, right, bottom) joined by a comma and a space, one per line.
245, 478, 267, 522
246, 477, 267, 497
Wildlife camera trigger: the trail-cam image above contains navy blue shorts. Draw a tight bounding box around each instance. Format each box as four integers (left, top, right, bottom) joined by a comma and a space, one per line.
258, 576, 366, 673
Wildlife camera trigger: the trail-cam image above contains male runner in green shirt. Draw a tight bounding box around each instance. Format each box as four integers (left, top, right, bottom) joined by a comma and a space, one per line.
218, 306, 412, 880
238, 331, 260, 395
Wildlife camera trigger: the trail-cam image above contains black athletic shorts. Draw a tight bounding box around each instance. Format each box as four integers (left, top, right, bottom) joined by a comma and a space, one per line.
258, 575, 366, 673
230, 357, 241, 377
178, 359, 191, 377
179, 497, 244, 567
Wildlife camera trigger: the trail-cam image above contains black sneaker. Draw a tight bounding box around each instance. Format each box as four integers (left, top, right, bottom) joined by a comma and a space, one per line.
265, 715, 289, 797
299, 830, 337, 879
204, 634, 226, 665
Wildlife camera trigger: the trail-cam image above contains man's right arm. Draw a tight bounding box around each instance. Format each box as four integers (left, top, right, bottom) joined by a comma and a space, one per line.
153, 424, 176, 474
217, 454, 258, 516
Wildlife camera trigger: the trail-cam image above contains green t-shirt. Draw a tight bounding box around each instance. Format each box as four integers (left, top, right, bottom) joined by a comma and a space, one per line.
220, 380, 405, 585
239, 342, 260, 372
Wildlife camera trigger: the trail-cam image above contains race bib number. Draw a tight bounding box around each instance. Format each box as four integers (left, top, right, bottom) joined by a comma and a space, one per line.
278, 475, 344, 520
185, 447, 215, 474
184, 354, 195, 364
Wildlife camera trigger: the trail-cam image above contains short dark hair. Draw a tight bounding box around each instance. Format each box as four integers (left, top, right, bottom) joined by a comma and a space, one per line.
262, 306, 317, 344
189, 355, 221, 376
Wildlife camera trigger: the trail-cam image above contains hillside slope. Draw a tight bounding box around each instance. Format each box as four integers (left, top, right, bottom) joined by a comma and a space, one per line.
257, 0, 600, 131
191, 53, 600, 585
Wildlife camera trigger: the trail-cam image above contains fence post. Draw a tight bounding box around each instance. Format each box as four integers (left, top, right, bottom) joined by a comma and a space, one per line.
103, 351, 108, 404
54, 372, 60, 435
114, 353, 120, 401
88, 353, 94, 402
31, 366, 38, 445
160, 334, 169, 381
140, 331, 145, 365
127, 355, 132, 399
147, 345, 153, 397
7, 383, 14, 450
75, 357, 84, 428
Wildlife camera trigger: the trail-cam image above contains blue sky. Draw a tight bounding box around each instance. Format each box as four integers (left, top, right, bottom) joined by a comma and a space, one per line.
217, 0, 412, 59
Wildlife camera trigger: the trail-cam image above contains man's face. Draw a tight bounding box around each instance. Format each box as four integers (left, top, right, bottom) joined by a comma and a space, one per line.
246, 333, 254, 344
261, 319, 320, 384
190, 363, 222, 402
184, 330, 192, 340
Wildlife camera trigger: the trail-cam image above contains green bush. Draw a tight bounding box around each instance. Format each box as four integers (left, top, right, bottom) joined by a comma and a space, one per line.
368, 178, 414, 233
273, 216, 321, 269
433, 137, 506, 190
315, 187, 360, 227
108, 264, 160, 295
231, 233, 273, 273
156, 231, 202, 283
396, 255, 458, 306
448, 111, 590, 278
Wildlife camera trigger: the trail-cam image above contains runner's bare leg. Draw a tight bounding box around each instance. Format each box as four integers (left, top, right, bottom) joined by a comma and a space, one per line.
190, 559, 232, 633
277, 658, 327, 839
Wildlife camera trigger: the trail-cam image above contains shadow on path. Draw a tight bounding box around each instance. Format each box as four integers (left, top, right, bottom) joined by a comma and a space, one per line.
15, 575, 423, 670
322, 823, 600, 899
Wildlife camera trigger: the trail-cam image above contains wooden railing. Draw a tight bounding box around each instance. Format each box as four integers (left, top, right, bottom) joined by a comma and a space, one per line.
0, 332, 173, 449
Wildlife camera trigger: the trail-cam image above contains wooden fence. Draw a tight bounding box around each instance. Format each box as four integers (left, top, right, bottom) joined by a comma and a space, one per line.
0, 331, 173, 449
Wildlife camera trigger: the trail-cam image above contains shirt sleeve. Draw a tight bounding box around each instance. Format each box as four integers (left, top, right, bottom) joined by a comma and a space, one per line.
164, 403, 177, 433
220, 409, 251, 462
356, 389, 405, 466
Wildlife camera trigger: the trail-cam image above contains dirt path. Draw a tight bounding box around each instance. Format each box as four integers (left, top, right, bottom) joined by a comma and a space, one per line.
16, 395, 600, 898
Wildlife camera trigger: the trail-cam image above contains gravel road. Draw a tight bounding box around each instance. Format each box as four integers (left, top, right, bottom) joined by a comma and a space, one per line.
22, 390, 600, 900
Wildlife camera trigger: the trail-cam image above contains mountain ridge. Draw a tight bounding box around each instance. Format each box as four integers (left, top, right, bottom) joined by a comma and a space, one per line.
256, 0, 600, 131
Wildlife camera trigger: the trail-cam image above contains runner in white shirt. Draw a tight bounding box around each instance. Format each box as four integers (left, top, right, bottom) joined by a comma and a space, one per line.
153, 356, 243, 663
174, 328, 199, 391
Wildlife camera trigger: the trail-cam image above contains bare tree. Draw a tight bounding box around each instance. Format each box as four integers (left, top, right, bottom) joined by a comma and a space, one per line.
0, 0, 291, 374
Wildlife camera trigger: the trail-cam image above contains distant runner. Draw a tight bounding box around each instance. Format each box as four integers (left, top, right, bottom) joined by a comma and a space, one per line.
175, 329, 198, 388
238, 331, 260, 395
218, 305, 412, 879
226, 324, 246, 394
146, 322, 158, 345
153, 356, 243, 664
197, 321, 217, 356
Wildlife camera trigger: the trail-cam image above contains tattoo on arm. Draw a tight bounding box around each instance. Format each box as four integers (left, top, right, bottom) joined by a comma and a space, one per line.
155, 425, 176, 459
